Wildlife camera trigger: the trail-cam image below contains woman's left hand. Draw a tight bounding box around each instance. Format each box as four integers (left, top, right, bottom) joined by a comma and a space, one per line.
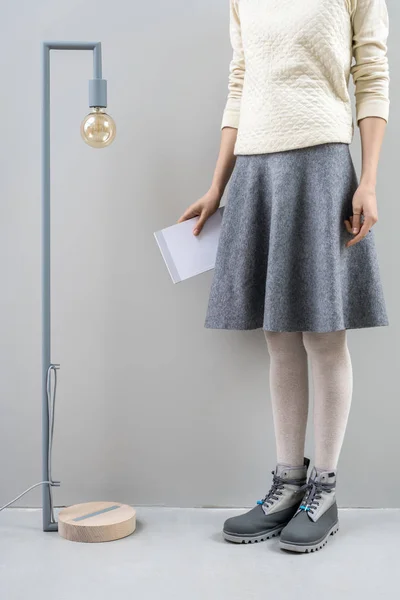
344, 183, 378, 248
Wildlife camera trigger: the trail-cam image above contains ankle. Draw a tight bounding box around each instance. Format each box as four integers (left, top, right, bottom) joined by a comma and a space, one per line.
315, 466, 337, 474
277, 460, 306, 469
314, 466, 337, 479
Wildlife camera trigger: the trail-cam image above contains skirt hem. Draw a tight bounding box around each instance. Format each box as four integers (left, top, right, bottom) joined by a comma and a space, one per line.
204, 320, 389, 334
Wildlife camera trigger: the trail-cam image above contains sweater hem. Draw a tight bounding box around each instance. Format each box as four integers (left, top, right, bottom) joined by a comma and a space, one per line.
233, 133, 354, 156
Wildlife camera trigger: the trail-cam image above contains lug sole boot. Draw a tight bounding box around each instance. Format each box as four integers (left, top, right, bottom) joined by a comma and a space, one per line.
279, 467, 339, 553
223, 457, 310, 544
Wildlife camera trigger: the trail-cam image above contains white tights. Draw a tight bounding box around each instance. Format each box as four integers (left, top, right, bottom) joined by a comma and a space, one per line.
264, 330, 353, 471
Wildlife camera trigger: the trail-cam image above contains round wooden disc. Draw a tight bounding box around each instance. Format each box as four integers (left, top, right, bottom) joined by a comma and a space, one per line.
58, 501, 136, 543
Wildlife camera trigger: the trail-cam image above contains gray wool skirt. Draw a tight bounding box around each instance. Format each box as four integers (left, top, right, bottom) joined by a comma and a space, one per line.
204, 142, 388, 333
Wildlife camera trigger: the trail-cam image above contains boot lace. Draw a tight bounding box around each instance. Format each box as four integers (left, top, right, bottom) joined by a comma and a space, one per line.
298, 478, 335, 514
257, 470, 305, 508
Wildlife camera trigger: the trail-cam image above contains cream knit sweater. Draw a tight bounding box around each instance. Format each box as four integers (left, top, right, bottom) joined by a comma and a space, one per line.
222, 0, 390, 154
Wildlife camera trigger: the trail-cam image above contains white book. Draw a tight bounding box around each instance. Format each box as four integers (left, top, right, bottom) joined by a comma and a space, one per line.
154, 206, 225, 283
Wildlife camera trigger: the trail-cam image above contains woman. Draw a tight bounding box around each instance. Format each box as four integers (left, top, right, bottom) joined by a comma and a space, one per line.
178, 0, 389, 553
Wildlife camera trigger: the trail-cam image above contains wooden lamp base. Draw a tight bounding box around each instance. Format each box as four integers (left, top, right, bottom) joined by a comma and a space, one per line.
58, 501, 136, 543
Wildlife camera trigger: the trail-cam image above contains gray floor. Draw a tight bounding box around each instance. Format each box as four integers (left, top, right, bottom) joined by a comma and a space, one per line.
0, 507, 399, 599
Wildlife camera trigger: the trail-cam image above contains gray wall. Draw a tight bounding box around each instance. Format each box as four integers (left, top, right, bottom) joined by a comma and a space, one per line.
0, 0, 398, 510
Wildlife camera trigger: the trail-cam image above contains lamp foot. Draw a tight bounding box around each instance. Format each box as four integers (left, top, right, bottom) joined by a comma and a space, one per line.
58, 501, 136, 542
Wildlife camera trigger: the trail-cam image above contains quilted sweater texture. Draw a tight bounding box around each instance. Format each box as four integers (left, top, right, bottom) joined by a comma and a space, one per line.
221, 0, 390, 154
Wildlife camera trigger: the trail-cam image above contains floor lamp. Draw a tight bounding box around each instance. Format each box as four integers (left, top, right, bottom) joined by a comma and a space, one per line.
42, 42, 135, 541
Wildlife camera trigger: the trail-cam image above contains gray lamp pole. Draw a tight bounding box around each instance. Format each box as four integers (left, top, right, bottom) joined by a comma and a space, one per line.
41, 41, 116, 532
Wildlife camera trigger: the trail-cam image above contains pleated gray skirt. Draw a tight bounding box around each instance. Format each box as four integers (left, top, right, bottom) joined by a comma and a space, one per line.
204, 142, 388, 333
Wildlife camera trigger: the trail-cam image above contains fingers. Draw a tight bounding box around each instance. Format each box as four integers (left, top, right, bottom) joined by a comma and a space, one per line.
346, 217, 374, 247
344, 219, 353, 234
351, 212, 362, 235
177, 201, 214, 236
177, 206, 199, 224
193, 208, 210, 236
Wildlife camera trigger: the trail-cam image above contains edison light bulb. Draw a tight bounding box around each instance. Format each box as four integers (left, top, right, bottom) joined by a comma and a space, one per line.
80, 107, 116, 148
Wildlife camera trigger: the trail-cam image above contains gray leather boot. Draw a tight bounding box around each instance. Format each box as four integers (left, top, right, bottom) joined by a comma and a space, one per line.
279, 466, 339, 553
223, 458, 310, 543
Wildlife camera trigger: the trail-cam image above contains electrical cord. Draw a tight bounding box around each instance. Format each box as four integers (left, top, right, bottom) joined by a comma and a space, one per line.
0, 363, 61, 515
47, 363, 60, 522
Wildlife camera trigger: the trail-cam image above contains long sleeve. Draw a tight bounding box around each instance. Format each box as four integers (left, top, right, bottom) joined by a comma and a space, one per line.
350, 0, 390, 125
221, 0, 245, 130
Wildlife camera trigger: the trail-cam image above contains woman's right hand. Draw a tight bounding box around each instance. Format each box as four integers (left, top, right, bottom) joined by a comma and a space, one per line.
177, 188, 222, 236
178, 126, 238, 235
